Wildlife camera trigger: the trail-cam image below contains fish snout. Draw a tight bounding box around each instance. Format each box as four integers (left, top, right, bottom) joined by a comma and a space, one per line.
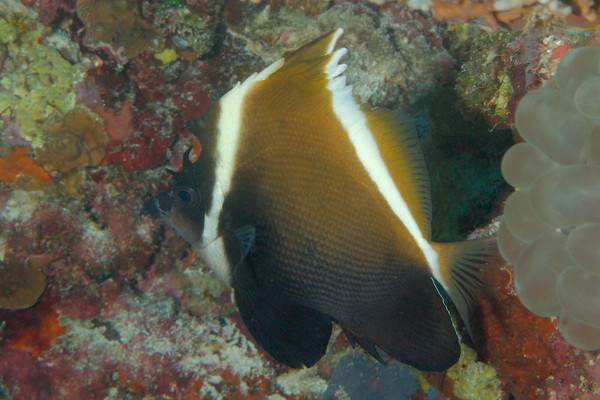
143, 191, 175, 218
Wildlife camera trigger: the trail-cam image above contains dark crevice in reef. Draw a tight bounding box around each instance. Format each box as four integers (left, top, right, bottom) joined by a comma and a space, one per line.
416, 85, 513, 242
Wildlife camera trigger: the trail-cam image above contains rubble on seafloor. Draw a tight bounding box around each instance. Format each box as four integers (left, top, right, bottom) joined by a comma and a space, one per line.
0, 0, 599, 399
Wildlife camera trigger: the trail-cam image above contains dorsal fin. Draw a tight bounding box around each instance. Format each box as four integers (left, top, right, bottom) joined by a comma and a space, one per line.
283, 28, 343, 67
257, 28, 346, 88
364, 109, 432, 240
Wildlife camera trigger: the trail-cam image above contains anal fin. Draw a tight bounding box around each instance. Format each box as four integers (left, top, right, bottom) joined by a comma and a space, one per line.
341, 270, 461, 371
234, 265, 332, 368
343, 328, 385, 363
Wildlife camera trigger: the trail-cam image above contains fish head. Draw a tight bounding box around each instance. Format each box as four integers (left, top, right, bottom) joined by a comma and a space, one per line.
143, 146, 210, 251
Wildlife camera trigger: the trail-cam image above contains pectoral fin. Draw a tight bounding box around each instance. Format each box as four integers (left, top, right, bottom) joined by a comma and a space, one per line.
197, 225, 255, 285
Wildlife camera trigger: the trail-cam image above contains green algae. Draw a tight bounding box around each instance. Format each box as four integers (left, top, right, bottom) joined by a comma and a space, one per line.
157, 0, 185, 14
447, 344, 503, 400
0, 14, 85, 148
452, 25, 520, 124
170, 8, 219, 58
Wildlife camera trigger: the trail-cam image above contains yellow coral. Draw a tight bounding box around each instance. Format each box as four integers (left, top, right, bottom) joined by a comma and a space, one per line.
446, 344, 503, 400
490, 73, 513, 119
0, 15, 85, 147
155, 48, 179, 66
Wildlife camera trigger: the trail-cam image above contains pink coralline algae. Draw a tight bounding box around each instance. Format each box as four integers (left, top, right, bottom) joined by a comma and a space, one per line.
88, 101, 136, 142
104, 107, 175, 172
476, 262, 600, 399
171, 79, 212, 137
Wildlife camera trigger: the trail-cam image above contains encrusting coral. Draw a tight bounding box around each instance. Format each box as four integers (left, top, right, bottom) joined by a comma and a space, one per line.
499, 46, 600, 350
75, 0, 162, 61
0, 254, 46, 310
160, 1, 224, 60
0, 13, 85, 148
34, 107, 109, 173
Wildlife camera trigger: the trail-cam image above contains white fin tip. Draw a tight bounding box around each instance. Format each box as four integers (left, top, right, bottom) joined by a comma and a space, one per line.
330, 63, 347, 78
328, 76, 347, 91
327, 28, 344, 54
326, 48, 348, 76
255, 58, 285, 81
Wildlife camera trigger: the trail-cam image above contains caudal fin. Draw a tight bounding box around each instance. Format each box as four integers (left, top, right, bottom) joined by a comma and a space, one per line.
431, 236, 502, 335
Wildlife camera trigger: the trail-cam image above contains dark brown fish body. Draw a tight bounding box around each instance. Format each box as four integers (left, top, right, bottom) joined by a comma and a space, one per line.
145, 29, 497, 371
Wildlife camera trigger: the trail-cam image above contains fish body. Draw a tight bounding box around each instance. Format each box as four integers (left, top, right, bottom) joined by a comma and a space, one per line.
144, 29, 497, 371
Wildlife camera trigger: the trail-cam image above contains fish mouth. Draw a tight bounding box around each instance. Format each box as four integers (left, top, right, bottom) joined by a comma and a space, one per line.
143, 189, 208, 254
142, 192, 174, 217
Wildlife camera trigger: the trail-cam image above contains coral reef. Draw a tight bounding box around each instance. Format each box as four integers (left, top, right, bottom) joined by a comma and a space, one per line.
369, 0, 599, 30
228, 1, 455, 109
0, 0, 599, 399
475, 254, 600, 399
157, 1, 225, 60
445, 345, 502, 400
432, 0, 571, 30
453, 26, 523, 126
451, 23, 599, 130
103, 106, 175, 172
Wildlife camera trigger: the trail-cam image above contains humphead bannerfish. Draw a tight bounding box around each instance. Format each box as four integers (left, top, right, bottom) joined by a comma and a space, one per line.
144, 28, 498, 371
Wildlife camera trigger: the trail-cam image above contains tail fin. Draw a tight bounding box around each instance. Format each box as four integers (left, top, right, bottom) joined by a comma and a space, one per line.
431, 236, 502, 336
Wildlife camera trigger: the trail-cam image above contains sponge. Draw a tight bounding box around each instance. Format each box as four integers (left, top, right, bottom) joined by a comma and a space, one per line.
499, 46, 600, 350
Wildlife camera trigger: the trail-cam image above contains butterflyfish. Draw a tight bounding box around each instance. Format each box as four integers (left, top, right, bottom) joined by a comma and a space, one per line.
144, 28, 499, 371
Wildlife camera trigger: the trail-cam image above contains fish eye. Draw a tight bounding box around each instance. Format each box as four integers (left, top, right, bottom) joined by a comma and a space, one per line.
175, 187, 199, 208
